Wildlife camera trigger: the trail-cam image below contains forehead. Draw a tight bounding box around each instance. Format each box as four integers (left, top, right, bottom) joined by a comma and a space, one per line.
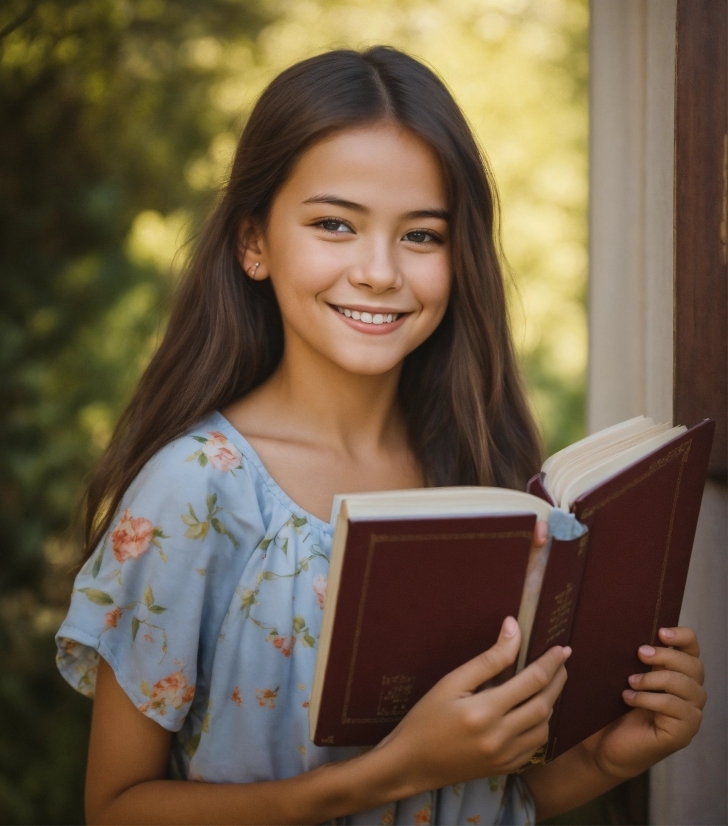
280, 122, 447, 210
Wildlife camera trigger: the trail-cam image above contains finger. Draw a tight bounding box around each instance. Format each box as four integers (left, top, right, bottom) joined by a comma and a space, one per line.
622, 688, 701, 721
444, 616, 521, 693
638, 645, 705, 685
533, 520, 548, 547
627, 670, 707, 709
503, 664, 568, 734
490, 645, 571, 713
502, 718, 552, 771
658, 626, 700, 657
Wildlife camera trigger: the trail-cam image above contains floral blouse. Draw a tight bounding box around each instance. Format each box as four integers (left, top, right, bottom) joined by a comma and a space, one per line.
56, 410, 535, 825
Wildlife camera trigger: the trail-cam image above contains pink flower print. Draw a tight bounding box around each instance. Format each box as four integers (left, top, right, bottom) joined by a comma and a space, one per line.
231, 686, 243, 706
302, 700, 309, 708
465, 817, 481, 825
271, 635, 296, 657
414, 802, 432, 825
255, 687, 278, 708
380, 806, 395, 826
104, 607, 123, 628
138, 670, 195, 717
313, 574, 327, 609
111, 508, 154, 563
201, 431, 242, 472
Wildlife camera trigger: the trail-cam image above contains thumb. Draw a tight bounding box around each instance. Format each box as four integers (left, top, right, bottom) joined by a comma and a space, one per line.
446, 616, 521, 694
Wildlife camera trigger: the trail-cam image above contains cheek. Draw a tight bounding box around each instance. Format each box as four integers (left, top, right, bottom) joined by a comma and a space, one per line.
409, 256, 452, 318
267, 227, 343, 304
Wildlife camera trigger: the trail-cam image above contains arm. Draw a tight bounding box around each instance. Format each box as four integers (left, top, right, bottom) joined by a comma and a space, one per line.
524, 626, 706, 822
87, 656, 408, 825
88, 617, 570, 825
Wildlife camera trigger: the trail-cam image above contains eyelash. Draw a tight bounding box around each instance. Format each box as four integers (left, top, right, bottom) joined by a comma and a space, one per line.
313, 218, 443, 245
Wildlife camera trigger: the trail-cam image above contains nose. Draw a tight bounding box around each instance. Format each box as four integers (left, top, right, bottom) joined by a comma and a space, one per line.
349, 239, 402, 293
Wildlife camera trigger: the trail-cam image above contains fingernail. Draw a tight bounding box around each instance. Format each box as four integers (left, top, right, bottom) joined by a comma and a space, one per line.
537, 521, 548, 543
660, 628, 675, 640
562, 646, 572, 659
503, 616, 518, 638
623, 689, 636, 700
640, 645, 655, 657
628, 673, 641, 686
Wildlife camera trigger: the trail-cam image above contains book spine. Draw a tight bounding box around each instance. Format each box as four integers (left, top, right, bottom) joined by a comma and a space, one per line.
526, 471, 556, 506
524, 532, 590, 763
525, 533, 590, 662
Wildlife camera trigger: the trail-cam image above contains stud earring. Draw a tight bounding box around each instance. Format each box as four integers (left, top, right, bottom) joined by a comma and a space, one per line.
247, 262, 260, 278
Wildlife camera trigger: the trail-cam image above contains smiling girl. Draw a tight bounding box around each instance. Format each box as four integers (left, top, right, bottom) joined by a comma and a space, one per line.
56, 47, 706, 825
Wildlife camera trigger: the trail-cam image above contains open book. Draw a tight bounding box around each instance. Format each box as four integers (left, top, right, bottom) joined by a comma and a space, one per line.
309, 416, 714, 761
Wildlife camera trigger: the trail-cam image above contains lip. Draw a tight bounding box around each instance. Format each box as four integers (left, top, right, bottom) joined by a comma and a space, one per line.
328, 303, 410, 335
330, 303, 411, 315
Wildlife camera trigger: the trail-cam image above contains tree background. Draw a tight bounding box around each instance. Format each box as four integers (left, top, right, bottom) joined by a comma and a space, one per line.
1, 1, 635, 823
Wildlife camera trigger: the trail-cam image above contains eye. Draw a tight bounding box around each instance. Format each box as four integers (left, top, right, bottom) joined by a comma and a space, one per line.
403, 229, 442, 245
315, 218, 354, 234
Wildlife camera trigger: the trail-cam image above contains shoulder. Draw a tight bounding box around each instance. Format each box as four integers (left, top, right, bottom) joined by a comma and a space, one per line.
93, 412, 274, 571
125, 412, 259, 513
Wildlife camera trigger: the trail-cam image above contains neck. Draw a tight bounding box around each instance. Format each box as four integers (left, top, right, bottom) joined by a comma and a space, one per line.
265, 337, 405, 459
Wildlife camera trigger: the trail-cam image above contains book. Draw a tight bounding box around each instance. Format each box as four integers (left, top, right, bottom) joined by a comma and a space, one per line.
308, 416, 714, 761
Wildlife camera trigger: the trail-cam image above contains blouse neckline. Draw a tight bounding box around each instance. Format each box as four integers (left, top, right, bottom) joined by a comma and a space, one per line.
208, 409, 336, 536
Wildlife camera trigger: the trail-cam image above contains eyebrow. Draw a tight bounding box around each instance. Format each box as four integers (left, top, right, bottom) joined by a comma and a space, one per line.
301, 194, 449, 222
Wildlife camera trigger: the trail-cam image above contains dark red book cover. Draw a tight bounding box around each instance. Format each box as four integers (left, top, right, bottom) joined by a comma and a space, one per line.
545, 419, 714, 760
312, 514, 536, 746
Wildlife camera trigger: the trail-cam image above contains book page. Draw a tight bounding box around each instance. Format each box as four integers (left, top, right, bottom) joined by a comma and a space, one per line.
559, 425, 687, 509
541, 416, 652, 478
548, 422, 673, 503
332, 486, 552, 523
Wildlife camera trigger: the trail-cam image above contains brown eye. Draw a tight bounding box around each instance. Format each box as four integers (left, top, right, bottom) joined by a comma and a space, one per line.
403, 230, 440, 244
317, 219, 352, 233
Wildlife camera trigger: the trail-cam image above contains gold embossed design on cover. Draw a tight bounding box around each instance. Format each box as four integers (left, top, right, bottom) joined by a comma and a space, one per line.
341, 530, 533, 726
377, 675, 417, 717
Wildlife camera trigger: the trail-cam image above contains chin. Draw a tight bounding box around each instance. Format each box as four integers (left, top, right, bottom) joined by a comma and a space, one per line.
332, 353, 405, 377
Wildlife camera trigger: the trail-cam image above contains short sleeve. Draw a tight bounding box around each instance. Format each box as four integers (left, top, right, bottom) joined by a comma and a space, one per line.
56, 426, 264, 732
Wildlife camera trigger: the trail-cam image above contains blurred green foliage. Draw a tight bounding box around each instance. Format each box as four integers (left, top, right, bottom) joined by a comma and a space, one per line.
0, 1, 594, 823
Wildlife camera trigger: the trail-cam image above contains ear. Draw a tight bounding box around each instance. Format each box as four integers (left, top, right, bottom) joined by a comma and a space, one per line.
236, 218, 268, 280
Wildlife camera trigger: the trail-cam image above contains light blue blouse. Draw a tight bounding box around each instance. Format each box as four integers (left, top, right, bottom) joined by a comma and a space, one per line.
56, 410, 535, 825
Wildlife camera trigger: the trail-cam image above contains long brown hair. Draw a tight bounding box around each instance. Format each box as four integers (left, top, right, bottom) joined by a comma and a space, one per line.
80, 45, 542, 563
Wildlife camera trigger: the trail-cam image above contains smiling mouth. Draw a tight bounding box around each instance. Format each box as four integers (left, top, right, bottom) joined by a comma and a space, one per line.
333, 305, 405, 325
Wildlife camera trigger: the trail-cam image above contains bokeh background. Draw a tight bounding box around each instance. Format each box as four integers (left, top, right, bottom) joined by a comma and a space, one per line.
0, 0, 599, 822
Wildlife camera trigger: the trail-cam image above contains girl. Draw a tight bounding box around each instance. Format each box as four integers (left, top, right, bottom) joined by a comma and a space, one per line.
56, 47, 706, 825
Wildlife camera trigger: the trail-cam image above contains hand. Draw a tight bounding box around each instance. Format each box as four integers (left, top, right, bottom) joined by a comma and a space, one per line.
582, 626, 706, 780
375, 613, 570, 797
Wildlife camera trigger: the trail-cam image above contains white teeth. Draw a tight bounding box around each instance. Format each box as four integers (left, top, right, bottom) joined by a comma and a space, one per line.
335, 306, 401, 324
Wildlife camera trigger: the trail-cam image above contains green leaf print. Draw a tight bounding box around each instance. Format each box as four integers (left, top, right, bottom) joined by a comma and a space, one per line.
192, 436, 209, 444
149, 604, 167, 614
79, 587, 114, 605
258, 536, 273, 551
198, 453, 208, 467
292, 615, 306, 634
279, 537, 288, 556
302, 633, 316, 648
182, 499, 238, 548
91, 547, 104, 579
292, 515, 308, 530
131, 617, 140, 641
144, 585, 154, 608
183, 733, 201, 758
